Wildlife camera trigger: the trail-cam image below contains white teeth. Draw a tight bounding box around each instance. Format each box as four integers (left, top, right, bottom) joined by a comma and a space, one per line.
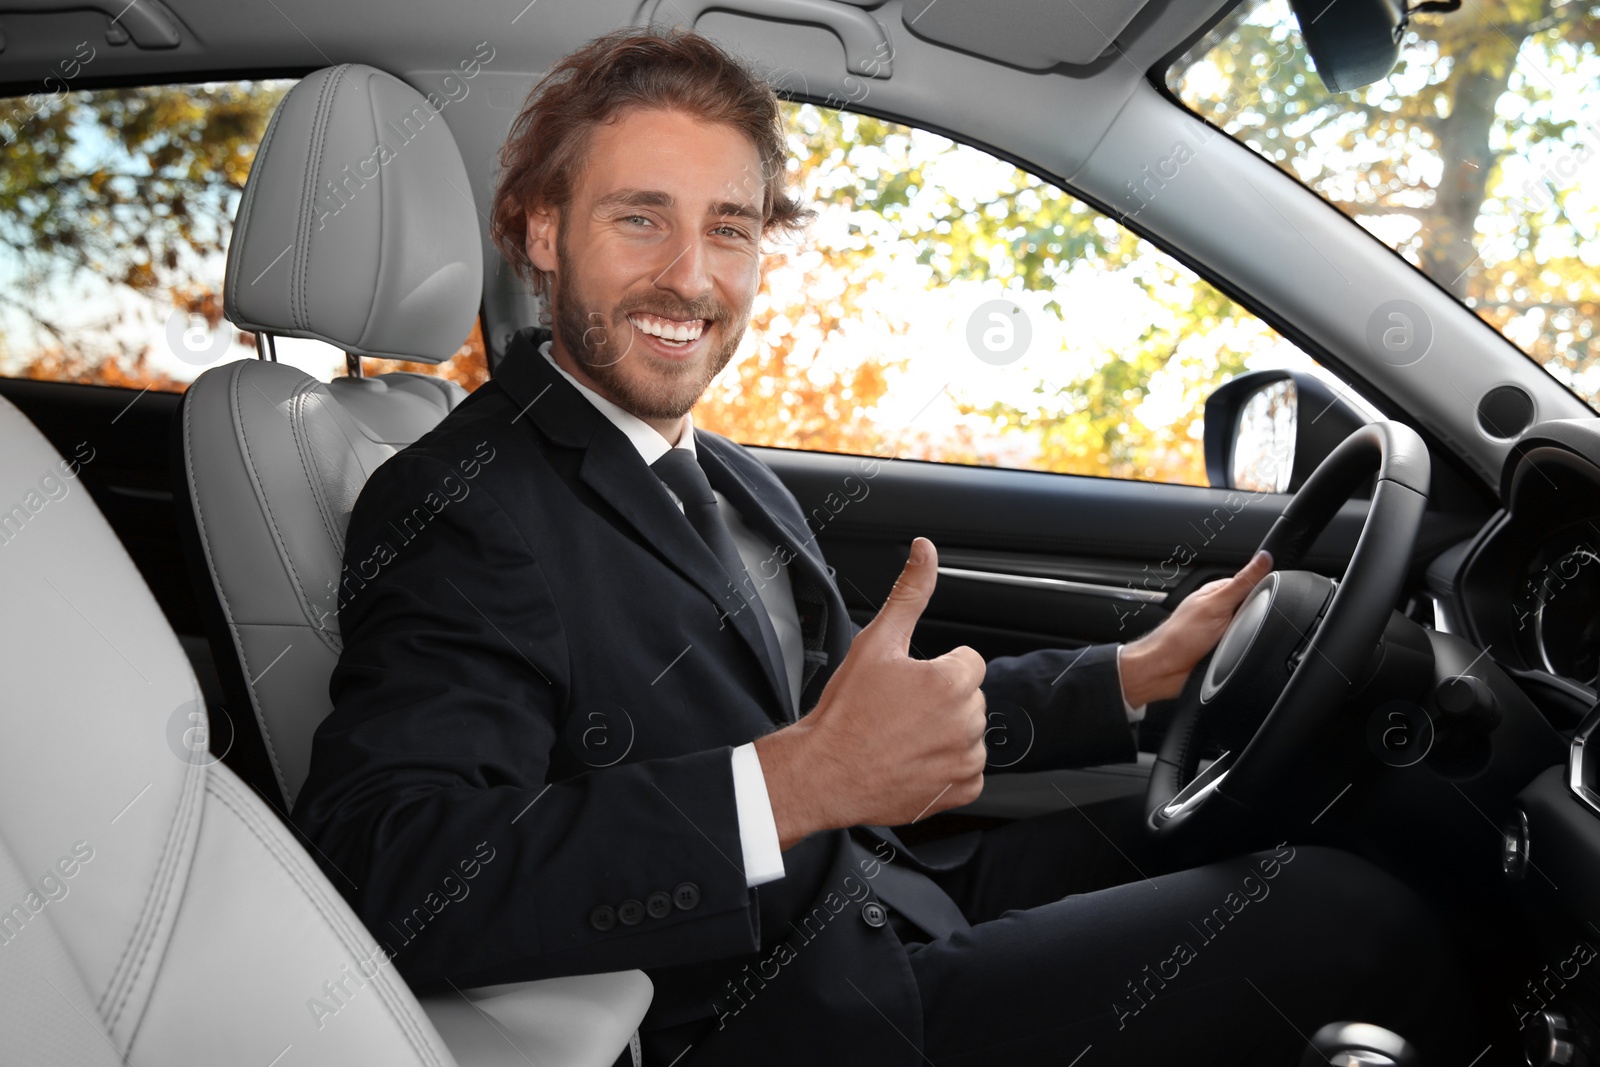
629, 314, 704, 343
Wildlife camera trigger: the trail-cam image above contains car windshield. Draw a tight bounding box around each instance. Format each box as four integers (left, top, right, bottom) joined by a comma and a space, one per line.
1170, 0, 1600, 411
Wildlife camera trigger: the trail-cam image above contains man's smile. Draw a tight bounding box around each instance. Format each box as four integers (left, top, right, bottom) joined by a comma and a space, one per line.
627, 311, 712, 357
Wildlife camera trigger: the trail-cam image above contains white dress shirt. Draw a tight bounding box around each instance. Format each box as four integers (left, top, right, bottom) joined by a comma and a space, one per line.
537, 340, 1145, 890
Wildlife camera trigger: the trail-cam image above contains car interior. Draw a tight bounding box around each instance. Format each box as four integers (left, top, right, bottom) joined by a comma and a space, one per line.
1, 0, 1597, 1065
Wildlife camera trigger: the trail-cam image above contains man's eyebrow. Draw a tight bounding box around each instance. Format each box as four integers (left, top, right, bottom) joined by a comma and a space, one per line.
593, 188, 675, 213
710, 200, 763, 226
593, 188, 763, 226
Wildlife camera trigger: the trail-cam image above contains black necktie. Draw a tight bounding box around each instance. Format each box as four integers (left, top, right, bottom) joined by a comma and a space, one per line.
650, 448, 794, 721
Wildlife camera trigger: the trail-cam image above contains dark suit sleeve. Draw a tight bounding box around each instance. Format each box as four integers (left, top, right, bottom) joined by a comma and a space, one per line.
291, 452, 760, 991
825, 575, 1139, 767
981, 643, 1139, 772
838, 605, 1136, 773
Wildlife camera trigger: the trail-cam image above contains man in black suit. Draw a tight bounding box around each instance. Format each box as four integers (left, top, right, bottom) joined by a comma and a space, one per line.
293, 26, 1482, 1067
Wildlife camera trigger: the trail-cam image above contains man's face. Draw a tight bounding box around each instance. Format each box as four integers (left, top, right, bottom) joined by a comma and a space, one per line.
525, 107, 766, 424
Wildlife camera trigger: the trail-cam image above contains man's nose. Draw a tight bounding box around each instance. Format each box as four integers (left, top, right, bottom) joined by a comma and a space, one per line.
651, 235, 712, 302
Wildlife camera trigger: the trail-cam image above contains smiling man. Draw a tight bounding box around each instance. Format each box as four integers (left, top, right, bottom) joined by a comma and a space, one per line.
292, 26, 1479, 1067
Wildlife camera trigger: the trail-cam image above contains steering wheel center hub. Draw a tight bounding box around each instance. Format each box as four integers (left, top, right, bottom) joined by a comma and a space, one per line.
1198, 570, 1335, 751
1201, 574, 1277, 701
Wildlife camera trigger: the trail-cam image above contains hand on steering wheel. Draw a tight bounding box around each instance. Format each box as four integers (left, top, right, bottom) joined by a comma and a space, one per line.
1120, 550, 1275, 708
1144, 421, 1431, 860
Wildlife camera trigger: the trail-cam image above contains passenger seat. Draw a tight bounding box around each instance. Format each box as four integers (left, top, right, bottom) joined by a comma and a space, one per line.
166, 62, 651, 1066
0, 387, 530, 1061
172, 62, 481, 813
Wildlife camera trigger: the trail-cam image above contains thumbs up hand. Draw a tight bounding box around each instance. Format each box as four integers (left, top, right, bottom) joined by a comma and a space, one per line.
754, 538, 988, 850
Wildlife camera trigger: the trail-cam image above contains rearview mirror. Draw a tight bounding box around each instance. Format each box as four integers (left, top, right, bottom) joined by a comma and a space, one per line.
1287, 0, 1407, 92
1203, 370, 1369, 493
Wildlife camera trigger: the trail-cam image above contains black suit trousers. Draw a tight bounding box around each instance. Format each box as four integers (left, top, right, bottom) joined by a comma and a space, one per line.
903, 795, 1493, 1066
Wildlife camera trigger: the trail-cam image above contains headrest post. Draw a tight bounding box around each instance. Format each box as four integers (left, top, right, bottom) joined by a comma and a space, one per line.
345, 352, 364, 379
254, 331, 278, 362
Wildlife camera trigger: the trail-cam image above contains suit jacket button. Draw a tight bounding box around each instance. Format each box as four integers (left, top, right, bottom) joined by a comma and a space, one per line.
673, 882, 700, 911
618, 899, 645, 926
590, 905, 616, 932
646, 892, 673, 919
861, 901, 888, 928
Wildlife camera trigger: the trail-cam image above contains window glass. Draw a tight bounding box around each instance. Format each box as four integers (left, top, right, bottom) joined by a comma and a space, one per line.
0, 78, 485, 393
695, 102, 1355, 487
1170, 0, 1600, 409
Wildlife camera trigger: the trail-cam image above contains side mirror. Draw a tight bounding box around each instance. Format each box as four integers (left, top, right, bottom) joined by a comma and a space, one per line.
1287, 0, 1408, 93
1203, 370, 1369, 493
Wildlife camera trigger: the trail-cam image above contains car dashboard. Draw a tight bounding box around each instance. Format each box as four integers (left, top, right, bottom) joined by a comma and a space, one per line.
1425, 418, 1600, 1053
1437, 418, 1600, 731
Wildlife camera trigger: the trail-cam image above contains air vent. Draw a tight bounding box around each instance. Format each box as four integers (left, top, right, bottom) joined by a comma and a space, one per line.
1476, 385, 1534, 439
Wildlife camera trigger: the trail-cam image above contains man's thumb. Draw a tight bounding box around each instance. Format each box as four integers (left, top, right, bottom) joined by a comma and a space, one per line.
864, 537, 937, 654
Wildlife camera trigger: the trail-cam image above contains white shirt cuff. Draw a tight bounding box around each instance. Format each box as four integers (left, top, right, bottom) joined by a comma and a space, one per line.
731, 743, 785, 887
1116, 645, 1147, 724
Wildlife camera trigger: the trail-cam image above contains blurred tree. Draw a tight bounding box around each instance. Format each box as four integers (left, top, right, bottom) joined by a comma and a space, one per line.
1, 81, 486, 393
1178, 0, 1600, 402
0, 82, 284, 380
711, 0, 1599, 482
700, 103, 1275, 484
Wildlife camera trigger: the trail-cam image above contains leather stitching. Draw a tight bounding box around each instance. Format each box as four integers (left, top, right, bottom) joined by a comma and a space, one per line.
284, 384, 353, 655
204, 769, 451, 1067
228, 367, 341, 800
184, 366, 293, 804
259, 381, 343, 657
223, 366, 303, 789
288, 382, 353, 583
98, 672, 209, 1035
224, 90, 289, 326
296, 66, 346, 332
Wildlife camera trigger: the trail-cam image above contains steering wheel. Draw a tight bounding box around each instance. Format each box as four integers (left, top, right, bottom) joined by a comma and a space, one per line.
1144, 421, 1431, 855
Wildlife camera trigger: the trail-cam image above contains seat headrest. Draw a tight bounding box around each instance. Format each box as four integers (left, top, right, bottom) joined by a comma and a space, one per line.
224, 64, 483, 364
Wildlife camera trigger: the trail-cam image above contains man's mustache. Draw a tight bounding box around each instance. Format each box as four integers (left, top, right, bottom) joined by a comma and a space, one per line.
615, 303, 727, 326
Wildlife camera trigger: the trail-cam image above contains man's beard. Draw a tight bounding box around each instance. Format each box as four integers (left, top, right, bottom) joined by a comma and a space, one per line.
551, 233, 746, 421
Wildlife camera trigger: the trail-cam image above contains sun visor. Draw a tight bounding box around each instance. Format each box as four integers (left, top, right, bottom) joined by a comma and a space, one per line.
889, 0, 1155, 68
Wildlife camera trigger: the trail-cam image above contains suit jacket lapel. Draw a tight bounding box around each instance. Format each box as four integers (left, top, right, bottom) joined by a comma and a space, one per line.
493, 328, 793, 723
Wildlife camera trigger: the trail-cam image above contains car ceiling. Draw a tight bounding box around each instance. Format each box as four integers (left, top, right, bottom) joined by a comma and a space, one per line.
0, 0, 1200, 180
2, 0, 1591, 492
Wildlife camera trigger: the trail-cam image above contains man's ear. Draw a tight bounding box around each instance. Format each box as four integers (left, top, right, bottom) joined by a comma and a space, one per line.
525, 203, 558, 276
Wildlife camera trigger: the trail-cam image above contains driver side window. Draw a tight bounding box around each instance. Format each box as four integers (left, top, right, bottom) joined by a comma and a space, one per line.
694, 102, 1356, 487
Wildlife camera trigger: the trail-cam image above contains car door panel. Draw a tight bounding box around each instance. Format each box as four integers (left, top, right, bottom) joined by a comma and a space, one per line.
756, 445, 1480, 658
0, 379, 194, 632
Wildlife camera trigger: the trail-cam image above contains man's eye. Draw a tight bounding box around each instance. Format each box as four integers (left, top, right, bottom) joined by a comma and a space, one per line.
712, 225, 749, 239
623, 214, 654, 227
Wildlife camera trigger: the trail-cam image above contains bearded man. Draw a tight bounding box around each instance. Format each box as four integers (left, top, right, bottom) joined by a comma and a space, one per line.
293, 26, 1475, 1067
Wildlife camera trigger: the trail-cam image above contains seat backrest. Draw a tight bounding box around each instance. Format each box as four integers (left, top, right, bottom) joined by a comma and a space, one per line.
169, 67, 654, 1062
0, 393, 461, 1067
177, 63, 483, 809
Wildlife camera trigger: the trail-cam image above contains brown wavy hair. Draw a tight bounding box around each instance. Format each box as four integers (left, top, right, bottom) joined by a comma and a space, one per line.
490, 26, 815, 298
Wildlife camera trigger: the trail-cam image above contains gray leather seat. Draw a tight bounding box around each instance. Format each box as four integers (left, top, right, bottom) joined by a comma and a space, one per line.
0, 391, 465, 1065
170, 63, 651, 1065
0, 392, 651, 1067
177, 62, 484, 812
